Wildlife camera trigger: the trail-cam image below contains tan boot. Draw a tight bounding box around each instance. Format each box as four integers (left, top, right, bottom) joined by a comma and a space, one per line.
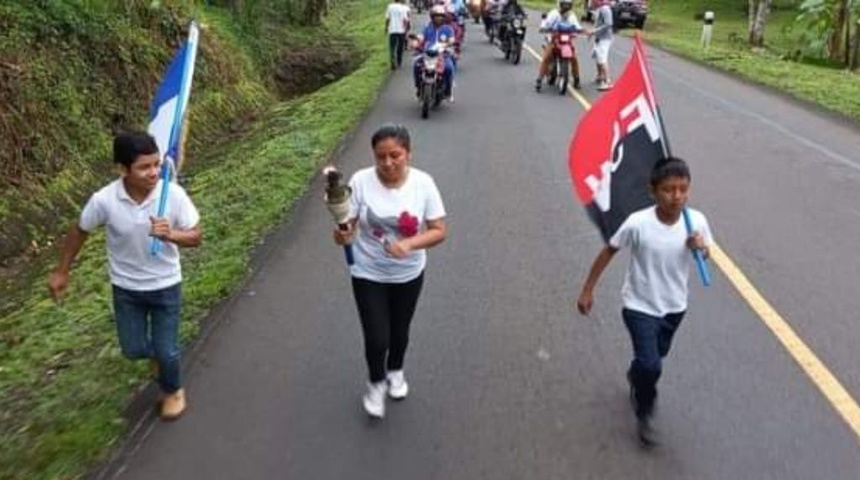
160, 388, 187, 421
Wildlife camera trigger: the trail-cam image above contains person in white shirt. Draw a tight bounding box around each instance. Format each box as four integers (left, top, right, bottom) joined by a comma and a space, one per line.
386, 0, 412, 70
589, 0, 615, 90
333, 124, 447, 419
576, 157, 713, 446
48, 131, 201, 421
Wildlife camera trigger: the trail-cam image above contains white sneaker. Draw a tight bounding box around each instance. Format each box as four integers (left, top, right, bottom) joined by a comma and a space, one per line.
362, 381, 387, 418
387, 370, 409, 400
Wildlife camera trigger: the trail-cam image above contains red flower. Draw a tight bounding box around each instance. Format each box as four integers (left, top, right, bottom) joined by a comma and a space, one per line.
397, 211, 419, 238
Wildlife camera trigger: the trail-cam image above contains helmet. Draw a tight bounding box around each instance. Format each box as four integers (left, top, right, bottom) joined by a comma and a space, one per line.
430, 5, 446, 16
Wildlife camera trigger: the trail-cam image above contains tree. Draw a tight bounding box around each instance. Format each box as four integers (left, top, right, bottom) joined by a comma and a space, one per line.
304, 0, 327, 26
749, 0, 774, 47
795, 0, 860, 64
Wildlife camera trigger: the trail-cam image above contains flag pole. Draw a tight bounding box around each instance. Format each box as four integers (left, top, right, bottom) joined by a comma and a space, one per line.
151, 21, 200, 256
635, 34, 711, 286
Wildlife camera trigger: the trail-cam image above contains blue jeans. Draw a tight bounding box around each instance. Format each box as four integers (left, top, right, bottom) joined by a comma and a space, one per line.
622, 308, 685, 418
112, 283, 182, 393
413, 56, 455, 96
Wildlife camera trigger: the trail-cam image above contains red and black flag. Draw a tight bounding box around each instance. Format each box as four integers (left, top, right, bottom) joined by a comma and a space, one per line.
568, 35, 667, 243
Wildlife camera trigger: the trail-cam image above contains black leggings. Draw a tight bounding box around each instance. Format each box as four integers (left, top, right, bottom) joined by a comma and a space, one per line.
352, 273, 424, 383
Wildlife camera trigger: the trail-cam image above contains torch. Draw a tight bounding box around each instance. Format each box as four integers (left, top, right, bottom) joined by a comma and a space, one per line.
323, 166, 355, 266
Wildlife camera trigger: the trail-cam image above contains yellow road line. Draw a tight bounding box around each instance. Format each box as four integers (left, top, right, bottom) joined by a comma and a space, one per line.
524, 39, 860, 442
710, 245, 860, 440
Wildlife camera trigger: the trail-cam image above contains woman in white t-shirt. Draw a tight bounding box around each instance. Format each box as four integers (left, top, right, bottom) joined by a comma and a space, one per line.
576, 157, 713, 446
333, 124, 447, 419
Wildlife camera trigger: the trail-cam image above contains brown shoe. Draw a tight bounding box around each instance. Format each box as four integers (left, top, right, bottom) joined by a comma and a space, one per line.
160, 388, 187, 421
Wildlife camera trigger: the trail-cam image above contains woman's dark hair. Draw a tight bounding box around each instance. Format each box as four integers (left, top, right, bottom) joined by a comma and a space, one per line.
371, 124, 411, 151
113, 131, 159, 168
650, 156, 691, 188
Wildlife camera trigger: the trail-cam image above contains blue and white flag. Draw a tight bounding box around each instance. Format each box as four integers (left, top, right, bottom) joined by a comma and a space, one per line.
148, 21, 199, 176
148, 21, 199, 255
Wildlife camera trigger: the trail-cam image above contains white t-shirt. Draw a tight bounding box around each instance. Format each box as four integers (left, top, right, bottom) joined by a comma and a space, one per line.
79, 179, 200, 291
386, 3, 411, 34
348, 167, 446, 283
609, 206, 713, 317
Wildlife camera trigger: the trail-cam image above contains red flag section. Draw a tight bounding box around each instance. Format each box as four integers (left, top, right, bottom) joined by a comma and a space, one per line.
568, 36, 665, 242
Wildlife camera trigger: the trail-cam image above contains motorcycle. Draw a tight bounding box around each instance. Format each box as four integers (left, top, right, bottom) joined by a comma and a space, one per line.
545, 23, 579, 94
412, 38, 451, 119
499, 14, 527, 65
448, 11, 467, 58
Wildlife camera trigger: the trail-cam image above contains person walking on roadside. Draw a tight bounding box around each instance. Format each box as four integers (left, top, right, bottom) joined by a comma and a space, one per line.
333, 124, 447, 419
386, 0, 412, 70
589, 0, 614, 90
576, 157, 713, 446
47, 131, 202, 421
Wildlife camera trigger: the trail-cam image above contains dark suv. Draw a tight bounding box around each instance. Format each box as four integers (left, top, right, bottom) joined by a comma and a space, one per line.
612, 0, 647, 29
583, 0, 647, 30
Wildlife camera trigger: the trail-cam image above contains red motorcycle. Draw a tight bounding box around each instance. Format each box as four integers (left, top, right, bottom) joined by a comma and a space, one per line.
546, 23, 580, 93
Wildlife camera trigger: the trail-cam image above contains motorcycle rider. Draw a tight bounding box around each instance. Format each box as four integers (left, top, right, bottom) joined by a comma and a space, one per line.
413, 5, 457, 101
497, 0, 526, 45
482, 0, 506, 38
535, 0, 585, 91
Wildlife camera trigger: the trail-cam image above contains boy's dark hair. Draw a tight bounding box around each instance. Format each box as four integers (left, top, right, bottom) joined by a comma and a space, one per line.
650, 156, 691, 187
371, 124, 411, 151
113, 131, 159, 168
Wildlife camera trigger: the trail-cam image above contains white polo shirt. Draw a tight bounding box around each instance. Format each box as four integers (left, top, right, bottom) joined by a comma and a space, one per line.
79, 179, 200, 291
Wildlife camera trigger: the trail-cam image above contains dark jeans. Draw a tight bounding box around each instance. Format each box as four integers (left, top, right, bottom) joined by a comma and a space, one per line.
352, 273, 424, 383
622, 308, 685, 419
389, 33, 406, 68
112, 283, 182, 393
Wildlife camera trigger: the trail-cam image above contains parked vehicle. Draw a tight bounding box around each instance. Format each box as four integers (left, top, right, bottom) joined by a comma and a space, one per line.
584, 0, 647, 29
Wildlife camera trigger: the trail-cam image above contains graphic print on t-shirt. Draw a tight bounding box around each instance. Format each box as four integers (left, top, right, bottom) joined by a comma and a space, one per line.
366, 207, 420, 244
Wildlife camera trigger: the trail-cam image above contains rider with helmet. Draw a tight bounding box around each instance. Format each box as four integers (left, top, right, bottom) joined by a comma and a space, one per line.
413, 5, 457, 101
536, 0, 585, 91
497, 0, 527, 44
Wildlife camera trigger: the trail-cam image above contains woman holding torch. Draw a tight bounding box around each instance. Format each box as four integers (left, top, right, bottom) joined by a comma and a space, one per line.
331, 124, 447, 419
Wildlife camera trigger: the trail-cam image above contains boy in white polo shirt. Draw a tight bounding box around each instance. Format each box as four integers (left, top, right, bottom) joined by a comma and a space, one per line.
48, 131, 202, 421
576, 157, 713, 446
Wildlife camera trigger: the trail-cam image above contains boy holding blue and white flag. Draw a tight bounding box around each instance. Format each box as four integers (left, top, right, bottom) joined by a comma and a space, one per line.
48, 131, 201, 421
48, 22, 201, 421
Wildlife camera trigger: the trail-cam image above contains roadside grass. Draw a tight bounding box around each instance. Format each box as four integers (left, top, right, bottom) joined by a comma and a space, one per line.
639, 0, 860, 122
521, 0, 860, 122
0, 1, 389, 479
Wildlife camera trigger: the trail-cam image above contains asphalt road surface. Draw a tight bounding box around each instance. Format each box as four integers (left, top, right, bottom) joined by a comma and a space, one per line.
96, 14, 860, 480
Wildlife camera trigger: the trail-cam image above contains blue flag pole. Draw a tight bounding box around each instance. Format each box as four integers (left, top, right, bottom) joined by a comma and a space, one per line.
682, 208, 711, 287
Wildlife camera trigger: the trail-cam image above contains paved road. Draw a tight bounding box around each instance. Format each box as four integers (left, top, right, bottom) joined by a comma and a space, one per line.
98, 14, 860, 480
